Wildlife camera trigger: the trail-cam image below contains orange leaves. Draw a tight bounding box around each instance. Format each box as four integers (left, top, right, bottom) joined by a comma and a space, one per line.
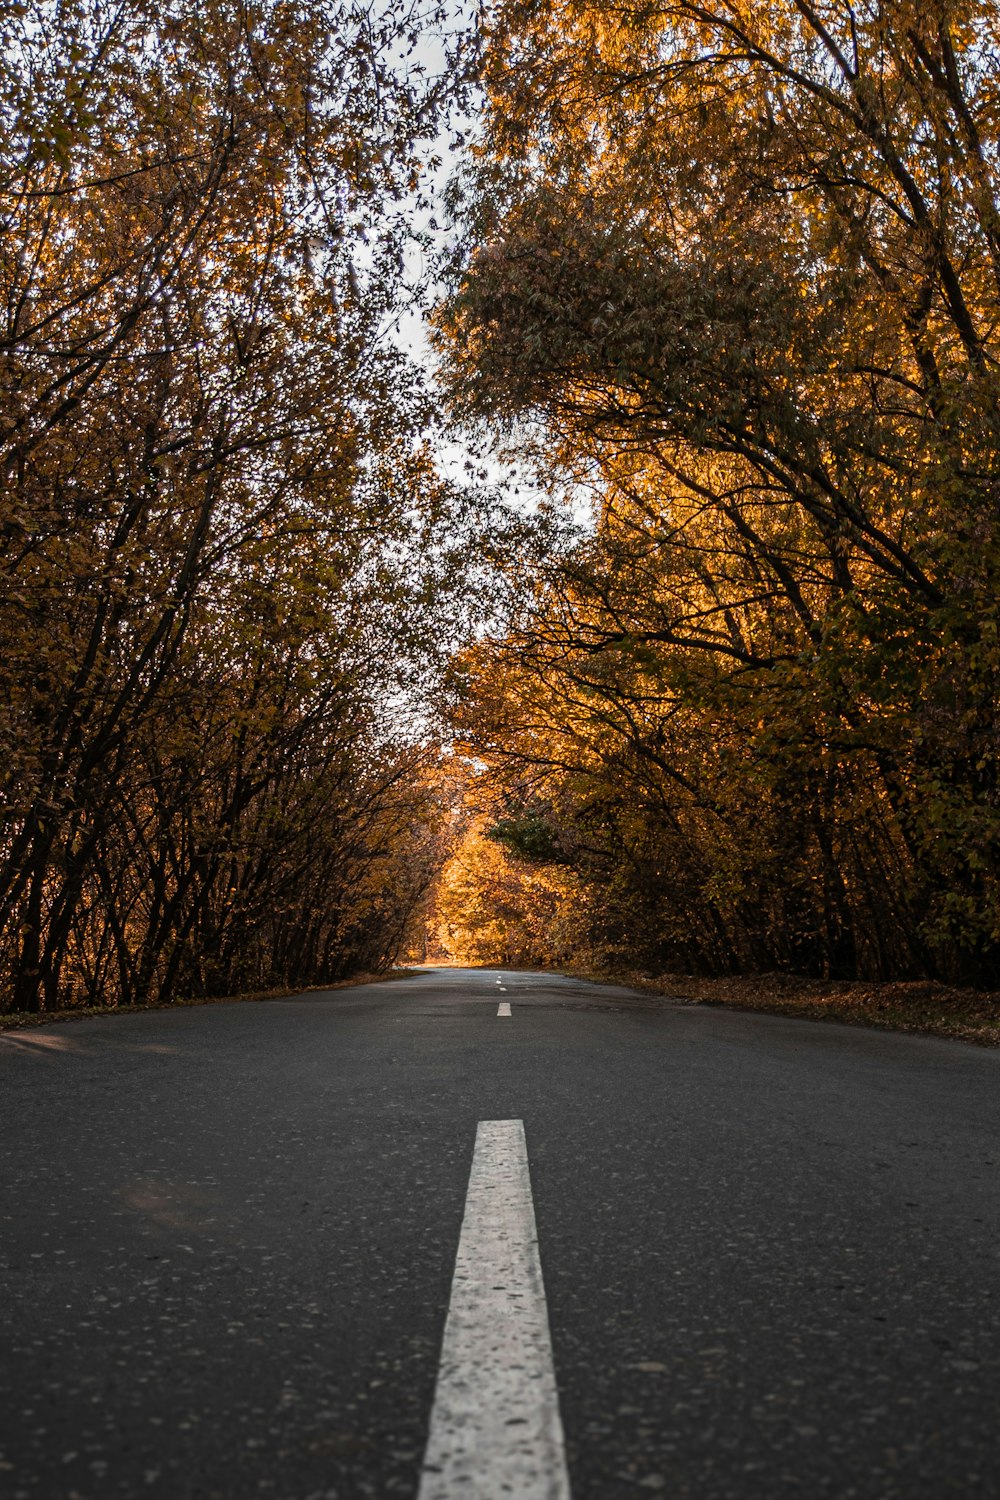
434, 0, 1000, 982
0, 0, 485, 1012
430, 819, 580, 966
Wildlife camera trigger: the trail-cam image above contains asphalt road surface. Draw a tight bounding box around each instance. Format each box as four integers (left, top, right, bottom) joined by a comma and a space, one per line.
2, 966, 998, 1499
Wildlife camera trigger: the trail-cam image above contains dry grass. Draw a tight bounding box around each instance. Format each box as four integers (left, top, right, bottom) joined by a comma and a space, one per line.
574, 967, 1000, 1047
0, 969, 416, 1033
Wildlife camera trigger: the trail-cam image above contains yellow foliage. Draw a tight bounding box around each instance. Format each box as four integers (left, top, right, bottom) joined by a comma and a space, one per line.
431, 823, 580, 968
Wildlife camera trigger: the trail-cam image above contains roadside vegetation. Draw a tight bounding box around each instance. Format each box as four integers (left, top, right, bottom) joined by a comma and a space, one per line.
0, 0, 501, 1013
434, 0, 1000, 994
4, 0, 1000, 1022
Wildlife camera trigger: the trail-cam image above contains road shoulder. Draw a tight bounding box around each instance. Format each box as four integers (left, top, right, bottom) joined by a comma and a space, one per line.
570, 967, 1000, 1047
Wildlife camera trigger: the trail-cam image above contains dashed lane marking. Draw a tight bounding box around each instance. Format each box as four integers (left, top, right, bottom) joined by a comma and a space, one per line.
417, 1120, 570, 1500
497, 1002, 512, 1017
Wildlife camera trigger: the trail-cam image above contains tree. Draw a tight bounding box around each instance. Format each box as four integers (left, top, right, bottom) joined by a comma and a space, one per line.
438, 0, 1000, 981
0, 0, 482, 1011
432, 817, 580, 966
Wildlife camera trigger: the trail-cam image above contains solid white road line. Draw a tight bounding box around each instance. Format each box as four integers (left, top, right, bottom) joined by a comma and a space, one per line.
497, 1002, 512, 1017
417, 1120, 570, 1500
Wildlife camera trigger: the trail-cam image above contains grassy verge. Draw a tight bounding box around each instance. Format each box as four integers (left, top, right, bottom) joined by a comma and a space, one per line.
0, 969, 416, 1033
573, 967, 1000, 1047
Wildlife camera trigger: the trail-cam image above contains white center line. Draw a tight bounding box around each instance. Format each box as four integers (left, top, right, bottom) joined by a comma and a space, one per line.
497, 1001, 511, 1017
417, 1120, 570, 1500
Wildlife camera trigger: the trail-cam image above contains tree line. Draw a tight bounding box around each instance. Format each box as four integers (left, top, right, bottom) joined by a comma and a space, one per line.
0, 0, 490, 1012
7, 0, 1000, 1009
435, 0, 1000, 985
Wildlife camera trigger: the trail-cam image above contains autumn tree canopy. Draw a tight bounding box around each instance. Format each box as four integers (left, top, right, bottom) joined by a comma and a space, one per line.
0, 0, 499, 1012
6, 0, 1000, 1007
436, 0, 1000, 982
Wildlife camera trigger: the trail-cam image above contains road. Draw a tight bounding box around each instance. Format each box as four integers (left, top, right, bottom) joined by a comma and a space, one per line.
1, 966, 998, 1499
